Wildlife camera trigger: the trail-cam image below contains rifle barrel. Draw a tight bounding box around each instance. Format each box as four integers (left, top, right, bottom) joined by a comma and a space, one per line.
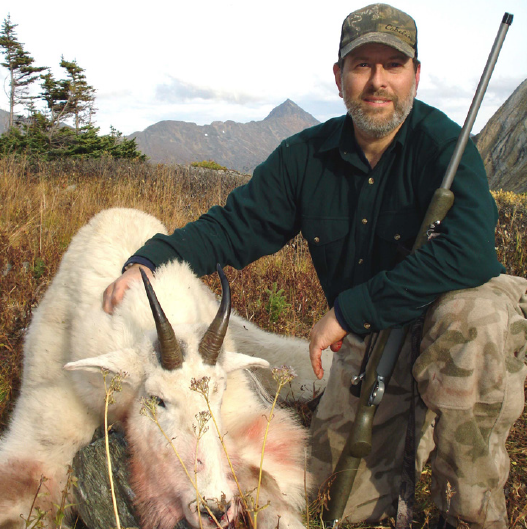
441, 13, 513, 191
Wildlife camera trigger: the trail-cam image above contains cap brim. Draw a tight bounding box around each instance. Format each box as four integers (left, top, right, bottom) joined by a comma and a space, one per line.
340, 32, 415, 60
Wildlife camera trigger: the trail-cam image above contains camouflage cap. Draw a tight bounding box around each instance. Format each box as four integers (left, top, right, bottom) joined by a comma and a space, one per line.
338, 3, 418, 62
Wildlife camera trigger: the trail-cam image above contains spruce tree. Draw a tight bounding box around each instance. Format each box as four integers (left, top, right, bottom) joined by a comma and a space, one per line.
0, 14, 46, 128
59, 57, 96, 133
0, 22, 144, 162
40, 70, 70, 142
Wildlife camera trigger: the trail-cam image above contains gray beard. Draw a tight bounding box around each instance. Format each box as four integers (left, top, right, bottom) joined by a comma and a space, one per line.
344, 82, 416, 139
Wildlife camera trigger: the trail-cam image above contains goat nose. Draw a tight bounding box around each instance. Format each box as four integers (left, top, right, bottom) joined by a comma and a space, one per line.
200, 500, 236, 526
200, 506, 225, 522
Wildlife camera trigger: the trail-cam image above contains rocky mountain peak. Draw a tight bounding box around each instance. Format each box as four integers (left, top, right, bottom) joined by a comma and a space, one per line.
474, 78, 527, 193
129, 100, 320, 174
264, 99, 318, 125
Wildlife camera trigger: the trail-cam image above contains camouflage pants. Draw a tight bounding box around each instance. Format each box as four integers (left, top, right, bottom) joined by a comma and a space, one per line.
309, 274, 527, 528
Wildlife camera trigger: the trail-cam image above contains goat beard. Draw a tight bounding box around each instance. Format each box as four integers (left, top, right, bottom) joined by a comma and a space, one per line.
343, 79, 416, 139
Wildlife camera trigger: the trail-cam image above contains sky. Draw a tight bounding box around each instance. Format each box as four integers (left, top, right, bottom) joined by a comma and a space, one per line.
1, 0, 526, 136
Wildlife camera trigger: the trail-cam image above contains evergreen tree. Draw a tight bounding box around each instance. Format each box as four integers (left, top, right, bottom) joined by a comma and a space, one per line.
0, 20, 145, 162
59, 57, 96, 133
40, 70, 70, 143
39, 58, 96, 140
0, 15, 46, 128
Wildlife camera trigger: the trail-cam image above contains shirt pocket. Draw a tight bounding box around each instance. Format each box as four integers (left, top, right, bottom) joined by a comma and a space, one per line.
301, 216, 350, 290
375, 208, 421, 265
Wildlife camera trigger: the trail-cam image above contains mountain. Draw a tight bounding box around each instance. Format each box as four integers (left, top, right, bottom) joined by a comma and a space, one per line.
128, 99, 319, 174
474, 79, 527, 193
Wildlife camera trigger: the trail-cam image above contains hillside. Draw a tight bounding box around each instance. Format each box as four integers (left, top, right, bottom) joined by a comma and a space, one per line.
128, 99, 319, 174
475, 78, 527, 193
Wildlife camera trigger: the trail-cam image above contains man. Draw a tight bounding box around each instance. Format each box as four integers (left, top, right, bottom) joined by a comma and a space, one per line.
103, 5, 527, 528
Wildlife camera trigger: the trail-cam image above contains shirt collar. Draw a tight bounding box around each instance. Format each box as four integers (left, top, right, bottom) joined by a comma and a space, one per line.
318, 116, 345, 153
318, 107, 413, 158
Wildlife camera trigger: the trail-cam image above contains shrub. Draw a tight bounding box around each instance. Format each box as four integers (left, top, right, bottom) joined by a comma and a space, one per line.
191, 160, 228, 171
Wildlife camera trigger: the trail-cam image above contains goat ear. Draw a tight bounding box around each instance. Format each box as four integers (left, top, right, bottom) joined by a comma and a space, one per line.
64, 348, 143, 386
221, 351, 270, 373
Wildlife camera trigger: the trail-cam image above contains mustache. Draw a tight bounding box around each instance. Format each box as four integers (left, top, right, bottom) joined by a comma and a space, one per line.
361, 90, 395, 101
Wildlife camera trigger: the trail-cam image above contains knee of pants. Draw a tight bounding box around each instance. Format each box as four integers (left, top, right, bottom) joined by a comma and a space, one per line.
413, 283, 527, 412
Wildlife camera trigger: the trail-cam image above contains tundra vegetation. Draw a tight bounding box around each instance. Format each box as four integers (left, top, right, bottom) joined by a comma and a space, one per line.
0, 156, 526, 528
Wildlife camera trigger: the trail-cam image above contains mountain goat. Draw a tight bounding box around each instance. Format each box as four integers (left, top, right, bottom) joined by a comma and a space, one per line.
0, 208, 330, 529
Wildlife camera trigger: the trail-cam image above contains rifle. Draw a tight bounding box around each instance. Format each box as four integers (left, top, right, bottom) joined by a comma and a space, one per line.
322, 12, 514, 526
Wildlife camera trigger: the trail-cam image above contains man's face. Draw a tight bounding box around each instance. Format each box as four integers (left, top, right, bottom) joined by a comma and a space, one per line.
334, 43, 420, 139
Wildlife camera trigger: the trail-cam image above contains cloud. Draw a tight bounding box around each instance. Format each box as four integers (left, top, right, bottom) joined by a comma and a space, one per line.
155, 77, 262, 105
484, 76, 526, 102
415, 74, 526, 132
418, 76, 473, 105
419, 75, 525, 107
96, 88, 133, 101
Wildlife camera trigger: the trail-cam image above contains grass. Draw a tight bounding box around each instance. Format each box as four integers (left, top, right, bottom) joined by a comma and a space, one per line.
0, 156, 526, 527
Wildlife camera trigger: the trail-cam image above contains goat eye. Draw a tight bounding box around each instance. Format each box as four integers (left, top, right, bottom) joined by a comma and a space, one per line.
152, 396, 166, 408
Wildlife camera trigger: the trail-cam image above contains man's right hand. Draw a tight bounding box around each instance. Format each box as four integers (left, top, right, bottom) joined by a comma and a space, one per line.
103, 264, 154, 314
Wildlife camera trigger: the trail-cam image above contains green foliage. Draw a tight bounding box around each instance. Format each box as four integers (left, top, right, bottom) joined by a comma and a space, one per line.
0, 371, 9, 407
39, 58, 96, 136
191, 160, 228, 171
0, 122, 146, 161
0, 17, 145, 162
0, 15, 46, 128
264, 282, 291, 323
32, 258, 46, 280
58, 57, 96, 133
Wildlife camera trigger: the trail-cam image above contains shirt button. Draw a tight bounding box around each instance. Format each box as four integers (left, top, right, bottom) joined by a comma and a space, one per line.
362, 218, 368, 224
368, 178, 375, 185
314, 237, 320, 244
364, 323, 371, 330
394, 234, 401, 240
358, 259, 364, 264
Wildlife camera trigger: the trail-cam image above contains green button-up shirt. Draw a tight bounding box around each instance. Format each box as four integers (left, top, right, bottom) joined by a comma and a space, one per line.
134, 100, 504, 334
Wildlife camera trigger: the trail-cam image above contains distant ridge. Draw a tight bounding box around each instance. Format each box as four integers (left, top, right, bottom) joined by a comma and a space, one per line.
128, 100, 319, 174
475, 78, 527, 193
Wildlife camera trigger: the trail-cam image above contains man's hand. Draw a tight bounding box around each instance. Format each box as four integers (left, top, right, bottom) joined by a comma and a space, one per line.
309, 308, 347, 379
102, 264, 154, 314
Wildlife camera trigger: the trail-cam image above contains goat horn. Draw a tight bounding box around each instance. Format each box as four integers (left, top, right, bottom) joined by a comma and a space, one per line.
140, 268, 183, 370
199, 264, 231, 365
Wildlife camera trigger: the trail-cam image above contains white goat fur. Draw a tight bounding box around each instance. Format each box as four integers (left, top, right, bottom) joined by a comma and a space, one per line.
0, 208, 332, 529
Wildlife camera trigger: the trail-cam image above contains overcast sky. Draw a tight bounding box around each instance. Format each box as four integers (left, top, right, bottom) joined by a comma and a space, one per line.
1, 0, 526, 136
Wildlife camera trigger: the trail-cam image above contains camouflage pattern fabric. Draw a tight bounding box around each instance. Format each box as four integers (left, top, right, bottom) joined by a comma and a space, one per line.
309, 274, 527, 527
339, 3, 418, 61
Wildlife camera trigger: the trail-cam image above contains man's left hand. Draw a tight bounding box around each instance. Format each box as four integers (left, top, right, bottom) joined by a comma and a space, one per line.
309, 308, 347, 379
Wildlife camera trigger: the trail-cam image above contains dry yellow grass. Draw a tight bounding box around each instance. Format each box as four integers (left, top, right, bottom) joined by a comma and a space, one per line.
0, 156, 526, 528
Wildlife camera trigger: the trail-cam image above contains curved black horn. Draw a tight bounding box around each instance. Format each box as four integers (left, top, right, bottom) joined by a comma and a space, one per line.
199, 264, 231, 365
140, 268, 183, 370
